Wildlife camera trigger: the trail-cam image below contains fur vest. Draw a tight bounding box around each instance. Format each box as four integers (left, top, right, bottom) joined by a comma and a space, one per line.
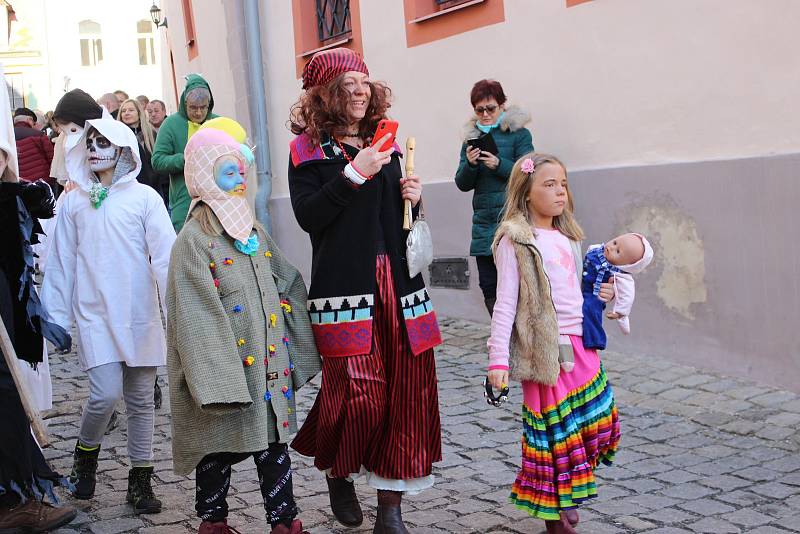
492, 214, 582, 385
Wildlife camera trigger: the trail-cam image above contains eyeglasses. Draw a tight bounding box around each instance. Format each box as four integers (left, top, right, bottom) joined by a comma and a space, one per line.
474, 104, 498, 115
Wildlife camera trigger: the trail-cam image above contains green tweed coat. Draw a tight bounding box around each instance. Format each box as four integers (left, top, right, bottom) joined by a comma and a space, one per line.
166, 219, 321, 475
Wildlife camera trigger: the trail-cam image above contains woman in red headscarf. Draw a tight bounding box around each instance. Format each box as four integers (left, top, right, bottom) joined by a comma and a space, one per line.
288, 48, 442, 534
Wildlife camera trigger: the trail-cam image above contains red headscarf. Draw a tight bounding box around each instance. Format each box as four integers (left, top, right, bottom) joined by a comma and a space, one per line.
302, 48, 369, 90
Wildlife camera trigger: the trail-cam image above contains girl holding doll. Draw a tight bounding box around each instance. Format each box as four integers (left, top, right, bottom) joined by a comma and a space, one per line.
486, 153, 620, 533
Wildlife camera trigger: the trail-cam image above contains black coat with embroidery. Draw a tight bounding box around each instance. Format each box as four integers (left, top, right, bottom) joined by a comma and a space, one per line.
288, 133, 441, 357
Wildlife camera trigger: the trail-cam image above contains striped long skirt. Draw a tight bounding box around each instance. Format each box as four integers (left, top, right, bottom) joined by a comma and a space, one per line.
291, 254, 442, 481
512, 335, 621, 520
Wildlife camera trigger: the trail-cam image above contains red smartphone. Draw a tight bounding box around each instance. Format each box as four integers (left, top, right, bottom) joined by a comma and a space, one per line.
370, 119, 399, 152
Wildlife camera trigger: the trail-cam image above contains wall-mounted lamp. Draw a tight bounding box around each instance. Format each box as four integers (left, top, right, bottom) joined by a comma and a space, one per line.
150, 3, 168, 28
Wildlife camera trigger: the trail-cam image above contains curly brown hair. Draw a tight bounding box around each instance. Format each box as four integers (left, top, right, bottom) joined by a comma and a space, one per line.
289, 74, 392, 145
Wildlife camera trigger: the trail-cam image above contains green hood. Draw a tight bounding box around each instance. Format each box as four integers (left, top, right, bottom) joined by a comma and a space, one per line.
178, 74, 215, 121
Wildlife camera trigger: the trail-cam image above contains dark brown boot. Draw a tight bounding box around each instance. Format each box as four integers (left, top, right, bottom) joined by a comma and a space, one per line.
0, 498, 77, 532
325, 476, 363, 527
373, 490, 408, 534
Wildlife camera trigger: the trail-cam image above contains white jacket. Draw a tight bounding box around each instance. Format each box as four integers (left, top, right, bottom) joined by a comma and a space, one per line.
41, 118, 175, 370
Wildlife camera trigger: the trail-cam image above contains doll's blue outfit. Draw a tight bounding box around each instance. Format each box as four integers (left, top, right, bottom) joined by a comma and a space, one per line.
581, 245, 620, 350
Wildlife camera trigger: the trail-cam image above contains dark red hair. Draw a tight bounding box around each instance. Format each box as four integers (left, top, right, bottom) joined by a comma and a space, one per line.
470, 79, 506, 107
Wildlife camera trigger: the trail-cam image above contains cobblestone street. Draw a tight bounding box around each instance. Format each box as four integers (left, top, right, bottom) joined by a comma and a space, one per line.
42, 317, 800, 534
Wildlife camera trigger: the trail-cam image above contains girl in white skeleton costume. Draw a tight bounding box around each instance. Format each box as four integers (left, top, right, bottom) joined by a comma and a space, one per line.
41, 117, 175, 514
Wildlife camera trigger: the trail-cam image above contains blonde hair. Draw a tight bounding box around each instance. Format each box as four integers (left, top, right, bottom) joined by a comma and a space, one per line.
117, 98, 156, 153
500, 152, 584, 241
189, 202, 225, 236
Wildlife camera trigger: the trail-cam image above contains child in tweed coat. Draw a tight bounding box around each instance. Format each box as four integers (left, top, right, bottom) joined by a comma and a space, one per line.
166, 128, 320, 534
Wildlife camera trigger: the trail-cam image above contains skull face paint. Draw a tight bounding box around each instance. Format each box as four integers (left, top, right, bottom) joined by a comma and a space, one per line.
213, 155, 246, 196
86, 129, 121, 173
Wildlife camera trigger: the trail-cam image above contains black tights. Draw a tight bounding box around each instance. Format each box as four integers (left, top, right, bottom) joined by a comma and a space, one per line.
195, 443, 297, 528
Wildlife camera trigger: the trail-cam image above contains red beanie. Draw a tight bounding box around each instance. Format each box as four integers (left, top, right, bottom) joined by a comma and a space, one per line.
302, 48, 369, 90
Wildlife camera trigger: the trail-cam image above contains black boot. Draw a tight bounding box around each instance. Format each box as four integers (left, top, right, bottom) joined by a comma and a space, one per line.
153, 378, 162, 410
484, 297, 496, 316
69, 442, 100, 500
325, 476, 363, 527
126, 466, 162, 514
373, 490, 408, 534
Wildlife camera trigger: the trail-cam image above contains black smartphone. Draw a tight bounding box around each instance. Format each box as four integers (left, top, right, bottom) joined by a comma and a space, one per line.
466, 133, 499, 155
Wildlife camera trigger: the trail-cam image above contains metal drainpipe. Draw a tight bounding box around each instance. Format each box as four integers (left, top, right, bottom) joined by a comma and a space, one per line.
243, 0, 272, 232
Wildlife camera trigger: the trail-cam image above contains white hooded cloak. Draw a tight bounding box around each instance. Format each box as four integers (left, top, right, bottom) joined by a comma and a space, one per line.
41, 118, 176, 370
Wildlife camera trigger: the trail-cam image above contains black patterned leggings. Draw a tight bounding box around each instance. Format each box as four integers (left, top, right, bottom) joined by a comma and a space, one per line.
195, 443, 297, 528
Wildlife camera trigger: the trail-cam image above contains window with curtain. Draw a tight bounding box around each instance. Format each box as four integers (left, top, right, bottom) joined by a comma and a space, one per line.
78, 19, 103, 66
137, 19, 156, 65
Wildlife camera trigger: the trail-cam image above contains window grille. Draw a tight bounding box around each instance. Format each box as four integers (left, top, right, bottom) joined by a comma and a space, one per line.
315, 0, 351, 42
436, 0, 473, 7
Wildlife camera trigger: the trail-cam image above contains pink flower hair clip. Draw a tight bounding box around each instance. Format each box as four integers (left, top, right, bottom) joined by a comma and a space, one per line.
520, 158, 535, 174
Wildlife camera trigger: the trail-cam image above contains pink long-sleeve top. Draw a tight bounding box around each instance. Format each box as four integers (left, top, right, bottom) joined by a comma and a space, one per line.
488, 228, 583, 370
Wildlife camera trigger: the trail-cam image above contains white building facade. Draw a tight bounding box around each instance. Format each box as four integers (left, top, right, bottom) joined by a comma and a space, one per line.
1, 0, 164, 112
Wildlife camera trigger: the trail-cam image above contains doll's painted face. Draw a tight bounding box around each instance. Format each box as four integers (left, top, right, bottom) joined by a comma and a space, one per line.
604, 233, 645, 266
86, 129, 121, 173
213, 154, 246, 196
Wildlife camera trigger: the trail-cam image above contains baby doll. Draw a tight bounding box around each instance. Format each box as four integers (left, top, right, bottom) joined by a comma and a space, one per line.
579, 233, 653, 356
560, 233, 653, 370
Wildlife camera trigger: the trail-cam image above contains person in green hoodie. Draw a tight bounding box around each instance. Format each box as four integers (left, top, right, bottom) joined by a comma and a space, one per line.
152, 74, 218, 232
